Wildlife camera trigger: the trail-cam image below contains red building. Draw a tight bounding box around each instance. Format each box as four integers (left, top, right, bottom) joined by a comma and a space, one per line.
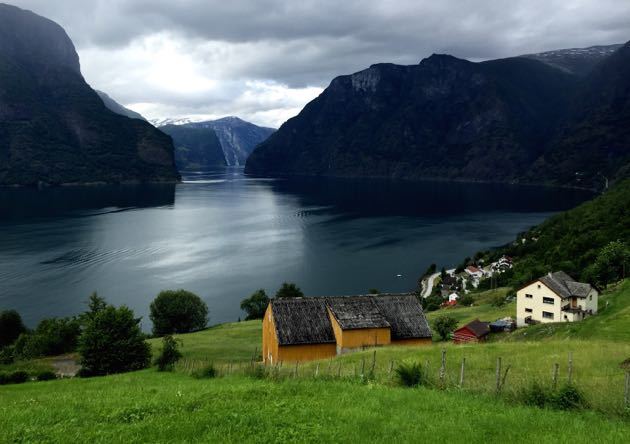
452, 319, 490, 344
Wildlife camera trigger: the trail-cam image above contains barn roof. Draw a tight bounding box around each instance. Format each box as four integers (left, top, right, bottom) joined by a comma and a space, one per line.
455, 319, 490, 338
270, 294, 432, 346
539, 271, 592, 298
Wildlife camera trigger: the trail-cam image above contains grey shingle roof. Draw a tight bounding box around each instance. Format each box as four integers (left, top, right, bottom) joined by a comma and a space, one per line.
539, 271, 593, 299
270, 294, 432, 346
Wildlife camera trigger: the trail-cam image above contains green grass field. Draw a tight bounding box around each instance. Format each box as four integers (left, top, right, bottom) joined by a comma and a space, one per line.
2, 281, 629, 441
2, 371, 629, 443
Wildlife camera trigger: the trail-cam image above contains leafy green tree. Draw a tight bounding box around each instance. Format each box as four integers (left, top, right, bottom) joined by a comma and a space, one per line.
150, 290, 208, 336
423, 263, 436, 277
240, 289, 270, 320
421, 294, 443, 312
432, 316, 458, 341
368, 288, 380, 294
592, 240, 629, 287
13, 317, 81, 359
154, 335, 182, 372
275, 282, 304, 299
440, 267, 447, 280
78, 304, 151, 376
458, 294, 474, 306
0, 310, 26, 349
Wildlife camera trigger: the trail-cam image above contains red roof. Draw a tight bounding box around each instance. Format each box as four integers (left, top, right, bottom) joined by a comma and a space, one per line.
466, 265, 481, 273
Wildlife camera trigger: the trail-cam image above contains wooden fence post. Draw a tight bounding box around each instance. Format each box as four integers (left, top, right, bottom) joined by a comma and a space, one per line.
459, 358, 466, 388
568, 352, 573, 385
371, 350, 377, 375
552, 363, 559, 390
624, 371, 630, 409
495, 357, 502, 394
361, 356, 366, 376
388, 360, 394, 379
439, 349, 447, 387
337, 362, 342, 378
315, 362, 320, 378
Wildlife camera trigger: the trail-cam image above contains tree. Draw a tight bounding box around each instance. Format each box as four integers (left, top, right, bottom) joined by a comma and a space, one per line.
432, 316, 458, 341
0, 310, 27, 349
275, 282, 304, 299
421, 294, 443, 312
154, 335, 182, 372
150, 290, 208, 336
240, 289, 270, 320
459, 294, 474, 306
13, 317, 81, 359
78, 304, 151, 376
423, 263, 436, 277
592, 240, 629, 287
369, 288, 380, 294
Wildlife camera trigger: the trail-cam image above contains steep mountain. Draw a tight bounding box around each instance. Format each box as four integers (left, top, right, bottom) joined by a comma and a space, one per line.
532, 42, 630, 187
157, 117, 275, 169
96, 90, 147, 121
159, 124, 225, 170
520, 44, 623, 76
0, 4, 179, 186
246, 54, 578, 182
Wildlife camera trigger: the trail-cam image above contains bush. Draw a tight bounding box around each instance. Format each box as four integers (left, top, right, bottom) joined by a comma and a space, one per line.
458, 294, 474, 306
240, 289, 270, 320
0, 309, 27, 348
432, 316, 458, 341
150, 290, 208, 336
78, 303, 151, 376
490, 294, 507, 307
395, 361, 426, 387
13, 317, 81, 359
519, 381, 551, 408
245, 363, 267, 379
154, 335, 182, 372
0, 370, 29, 385
36, 371, 57, 381
193, 364, 217, 379
275, 282, 303, 299
422, 294, 443, 312
0, 345, 15, 364
551, 384, 588, 410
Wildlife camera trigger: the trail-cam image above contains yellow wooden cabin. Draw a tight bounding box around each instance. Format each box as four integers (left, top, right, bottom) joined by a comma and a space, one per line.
262, 294, 432, 364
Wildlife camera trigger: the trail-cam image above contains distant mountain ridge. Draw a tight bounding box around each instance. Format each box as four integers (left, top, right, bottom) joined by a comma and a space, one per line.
520, 44, 623, 76
246, 41, 630, 189
0, 4, 179, 186
157, 117, 275, 169
96, 90, 147, 121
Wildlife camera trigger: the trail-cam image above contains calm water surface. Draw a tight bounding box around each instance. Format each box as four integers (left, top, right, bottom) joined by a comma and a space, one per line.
0, 168, 593, 329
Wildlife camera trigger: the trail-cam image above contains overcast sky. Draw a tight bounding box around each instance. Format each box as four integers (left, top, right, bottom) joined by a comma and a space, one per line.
8, 0, 630, 127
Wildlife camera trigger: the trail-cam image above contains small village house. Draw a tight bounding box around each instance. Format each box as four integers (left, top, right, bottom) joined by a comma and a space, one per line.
516, 271, 598, 327
262, 294, 432, 364
452, 319, 490, 344
464, 265, 484, 279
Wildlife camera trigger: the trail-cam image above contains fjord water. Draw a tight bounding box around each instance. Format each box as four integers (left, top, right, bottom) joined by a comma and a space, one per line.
0, 169, 592, 329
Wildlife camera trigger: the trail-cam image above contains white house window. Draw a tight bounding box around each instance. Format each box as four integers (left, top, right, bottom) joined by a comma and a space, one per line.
589, 295, 592, 301
542, 311, 554, 320
543, 297, 554, 305
525, 294, 533, 299
537, 284, 541, 289
525, 308, 533, 313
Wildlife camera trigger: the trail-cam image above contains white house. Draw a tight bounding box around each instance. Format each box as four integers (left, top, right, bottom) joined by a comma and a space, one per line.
516, 271, 598, 328
465, 265, 484, 279
448, 292, 459, 303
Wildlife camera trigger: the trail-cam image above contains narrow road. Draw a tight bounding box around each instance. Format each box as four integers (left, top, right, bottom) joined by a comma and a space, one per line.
421, 272, 440, 298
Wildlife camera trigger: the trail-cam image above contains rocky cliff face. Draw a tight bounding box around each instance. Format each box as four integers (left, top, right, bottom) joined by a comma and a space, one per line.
0, 4, 179, 186
246, 42, 630, 189
96, 90, 147, 121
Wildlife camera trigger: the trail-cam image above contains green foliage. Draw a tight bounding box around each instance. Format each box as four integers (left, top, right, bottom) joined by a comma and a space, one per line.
458, 294, 474, 306
422, 294, 443, 312
518, 382, 588, 410
395, 361, 426, 387
423, 264, 437, 278
0, 309, 27, 348
240, 289, 270, 320
193, 364, 217, 379
0, 345, 15, 364
150, 290, 209, 336
245, 364, 267, 379
35, 371, 57, 381
78, 302, 151, 377
13, 317, 81, 359
432, 316, 458, 341
518, 381, 550, 408
154, 335, 182, 372
275, 282, 304, 299
591, 241, 630, 287
368, 288, 380, 294
0, 370, 29, 385
490, 294, 507, 308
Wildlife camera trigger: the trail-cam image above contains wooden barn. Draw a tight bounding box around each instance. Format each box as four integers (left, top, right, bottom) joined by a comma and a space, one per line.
452, 319, 490, 344
262, 294, 432, 364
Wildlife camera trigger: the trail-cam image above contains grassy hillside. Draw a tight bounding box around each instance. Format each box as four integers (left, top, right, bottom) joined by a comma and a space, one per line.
2, 371, 629, 443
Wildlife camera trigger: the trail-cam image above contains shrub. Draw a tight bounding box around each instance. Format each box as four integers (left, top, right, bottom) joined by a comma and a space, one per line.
0, 345, 15, 364
275, 282, 303, 299
519, 381, 551, 408
150, 290, 208, 336
0, 370, 29, 385
395, 361, 426, 387
458, 294, 474, 306
245, 364, 267, 379
154, 335, 182, 372
13, 317, 81, 359
0, 309, 27, 348
490, 294, 507, 307
240, 289, 270, 320
193, 364, 217, 379
36, 371, 57, 381
78, 303, 151, 376
551, 384, 588, 410
422, 294, 443, 312
432, 316, 458, 341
